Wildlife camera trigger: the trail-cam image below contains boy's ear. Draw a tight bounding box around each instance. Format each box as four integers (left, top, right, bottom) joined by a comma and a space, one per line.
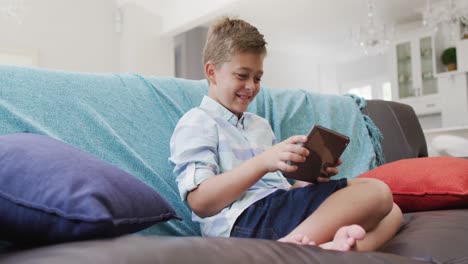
205, 62, 217, 85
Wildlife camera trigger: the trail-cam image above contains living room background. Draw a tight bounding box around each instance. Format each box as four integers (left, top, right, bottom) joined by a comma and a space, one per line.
0, 0, 390, 96
2, 0, 468, 155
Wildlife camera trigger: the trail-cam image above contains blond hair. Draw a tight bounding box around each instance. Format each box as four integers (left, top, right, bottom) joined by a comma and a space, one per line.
202, 17, 267, 68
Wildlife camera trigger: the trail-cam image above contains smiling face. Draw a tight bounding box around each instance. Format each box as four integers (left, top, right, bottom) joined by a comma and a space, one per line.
206, 52, 264, 118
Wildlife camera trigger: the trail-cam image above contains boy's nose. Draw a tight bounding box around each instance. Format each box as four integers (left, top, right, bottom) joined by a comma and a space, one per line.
245, 79, 254, 91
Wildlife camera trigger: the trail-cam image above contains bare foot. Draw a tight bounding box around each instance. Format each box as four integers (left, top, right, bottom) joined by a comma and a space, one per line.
319, 225, 366, 251
278, 234, 316, 246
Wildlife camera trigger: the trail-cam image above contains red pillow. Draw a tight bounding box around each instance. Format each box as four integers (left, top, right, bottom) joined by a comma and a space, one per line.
357, 157, 468, 213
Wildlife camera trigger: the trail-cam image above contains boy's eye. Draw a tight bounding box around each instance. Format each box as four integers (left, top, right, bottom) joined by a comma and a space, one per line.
237, 73, 248, 79
236, 73, 262, 83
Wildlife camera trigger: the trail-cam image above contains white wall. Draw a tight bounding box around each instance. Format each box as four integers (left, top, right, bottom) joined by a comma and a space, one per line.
261, 49, 340, 94
262, 49, 319, 92
118, 0, 241, 36
318, 64, 339, 94
0, 0, 174, 76
0, 0, 120, 73
0, 0, 383, 90
118, 3, 174, 76
336, 54, 390, 95
0, 0, 345, 89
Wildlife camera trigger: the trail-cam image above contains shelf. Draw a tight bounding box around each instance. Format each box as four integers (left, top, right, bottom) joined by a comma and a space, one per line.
398, 81, 413, 85
435, 70, 468, 78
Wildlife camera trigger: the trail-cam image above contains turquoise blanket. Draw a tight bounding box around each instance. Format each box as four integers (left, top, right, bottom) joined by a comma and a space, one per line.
0, 65, 382, 237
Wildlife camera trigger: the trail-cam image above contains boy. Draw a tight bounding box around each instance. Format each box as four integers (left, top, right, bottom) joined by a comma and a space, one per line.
170, 17, 402, 251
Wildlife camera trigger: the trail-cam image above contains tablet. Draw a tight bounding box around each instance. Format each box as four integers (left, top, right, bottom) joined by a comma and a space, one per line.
282, 125, 350, 183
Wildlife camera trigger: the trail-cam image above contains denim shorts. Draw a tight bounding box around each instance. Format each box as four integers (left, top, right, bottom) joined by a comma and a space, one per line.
230, 178, 348, 240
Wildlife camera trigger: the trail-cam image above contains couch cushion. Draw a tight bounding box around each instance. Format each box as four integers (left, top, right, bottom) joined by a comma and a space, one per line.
0, 235, 433, 264
381, 210, 468, 263
0, 133, 180, 245
364, 100, 428, 162
357, 157, 468, 212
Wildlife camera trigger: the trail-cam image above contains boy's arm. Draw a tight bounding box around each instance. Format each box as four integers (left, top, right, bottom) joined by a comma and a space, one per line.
187, 154, 268, 218
188, 135, 309, 218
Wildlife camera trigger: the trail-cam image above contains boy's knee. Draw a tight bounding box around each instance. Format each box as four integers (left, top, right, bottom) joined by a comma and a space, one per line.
369, 178, 393, 215
349, 178, 393, 214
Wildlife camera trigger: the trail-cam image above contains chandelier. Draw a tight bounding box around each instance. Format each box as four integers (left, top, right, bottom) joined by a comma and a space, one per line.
422, 0, 468, 41
0, 0, 28, 26
351, 0, 394, 56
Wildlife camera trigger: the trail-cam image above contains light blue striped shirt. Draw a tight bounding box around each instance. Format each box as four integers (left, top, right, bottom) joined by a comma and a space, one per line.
169, 96, 291, 237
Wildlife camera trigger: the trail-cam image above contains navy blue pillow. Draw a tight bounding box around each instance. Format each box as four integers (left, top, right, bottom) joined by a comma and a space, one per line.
0, 133, 181, 245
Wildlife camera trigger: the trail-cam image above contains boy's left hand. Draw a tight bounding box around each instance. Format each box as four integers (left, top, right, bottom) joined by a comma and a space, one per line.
316, 158, 342, 183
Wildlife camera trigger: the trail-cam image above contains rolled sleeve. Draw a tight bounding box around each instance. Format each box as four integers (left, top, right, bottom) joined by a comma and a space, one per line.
170, 110, 219, 201
175, 162, 217, 200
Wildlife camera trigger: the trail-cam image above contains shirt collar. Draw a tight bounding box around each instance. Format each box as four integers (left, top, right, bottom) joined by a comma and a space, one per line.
200, 96, 249, 128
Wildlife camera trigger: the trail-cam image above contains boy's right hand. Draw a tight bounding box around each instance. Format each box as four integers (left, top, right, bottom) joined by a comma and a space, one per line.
259, 135, 309, 173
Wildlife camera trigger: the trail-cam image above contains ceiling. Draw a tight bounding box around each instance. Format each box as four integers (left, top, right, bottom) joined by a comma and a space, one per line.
226, 0, 428, 63
127, 0, 430, 64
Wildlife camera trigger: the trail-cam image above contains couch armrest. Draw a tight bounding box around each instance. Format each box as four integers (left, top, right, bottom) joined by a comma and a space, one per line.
364, 100, 428, 163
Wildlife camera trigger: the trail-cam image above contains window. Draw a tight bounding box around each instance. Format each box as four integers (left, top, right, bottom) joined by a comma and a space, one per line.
341, 79, 392, 101
348, 85, 372, 99
0, 48, 38, 67
381, 82, 392, 101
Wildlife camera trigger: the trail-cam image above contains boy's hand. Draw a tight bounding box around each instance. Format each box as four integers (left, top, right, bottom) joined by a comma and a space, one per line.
259, 135, 309, 173
316, 158, 343, 183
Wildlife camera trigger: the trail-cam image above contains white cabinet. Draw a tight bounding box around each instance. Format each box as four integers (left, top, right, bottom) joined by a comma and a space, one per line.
457, 39, 468, 72
438, 72, 468, 127
390, 24, 468, 131
390, 33, 440, 116
435, 32, 468, 128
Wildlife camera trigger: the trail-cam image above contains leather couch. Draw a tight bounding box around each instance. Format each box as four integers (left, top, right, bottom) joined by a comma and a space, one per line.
1, 98, 467, 264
